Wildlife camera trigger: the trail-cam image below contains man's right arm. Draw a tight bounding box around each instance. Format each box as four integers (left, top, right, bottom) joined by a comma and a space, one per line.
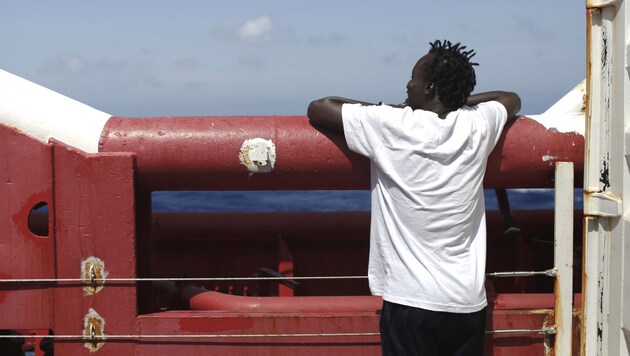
466, 91, 521, 120
308, 96, 377, 132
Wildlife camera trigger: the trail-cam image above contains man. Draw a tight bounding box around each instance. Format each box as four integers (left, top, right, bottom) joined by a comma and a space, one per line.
307, 40, 521, 355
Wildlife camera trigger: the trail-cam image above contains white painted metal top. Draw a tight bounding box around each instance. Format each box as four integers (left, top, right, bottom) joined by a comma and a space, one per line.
528, 80, 586, 136
0, 69, 111, 153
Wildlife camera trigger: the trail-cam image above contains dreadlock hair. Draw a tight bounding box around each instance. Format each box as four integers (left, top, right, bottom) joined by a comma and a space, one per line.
426, 40, 478, 110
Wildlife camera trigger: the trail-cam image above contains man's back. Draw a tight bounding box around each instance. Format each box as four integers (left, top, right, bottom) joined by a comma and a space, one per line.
342, 101, 508, 312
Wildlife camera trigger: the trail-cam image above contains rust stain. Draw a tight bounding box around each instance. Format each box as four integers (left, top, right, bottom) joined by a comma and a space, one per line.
83, 308, 106, 352
527, 309, 554, 315
81, 257, 108, 296
543, 311, 555, 356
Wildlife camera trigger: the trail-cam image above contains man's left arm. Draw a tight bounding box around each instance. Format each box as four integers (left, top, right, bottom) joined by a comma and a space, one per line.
466, 91, 521, 122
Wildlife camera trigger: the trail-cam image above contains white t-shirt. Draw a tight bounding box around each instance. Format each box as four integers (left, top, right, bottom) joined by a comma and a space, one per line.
342, 101, 508, 313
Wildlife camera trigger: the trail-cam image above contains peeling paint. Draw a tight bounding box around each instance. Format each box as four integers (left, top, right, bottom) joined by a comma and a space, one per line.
542, 155, 558, 162
239, 138, 276, 174
81, 256, 108, 296
601, 28, 608, 69
600, 154, 610, 190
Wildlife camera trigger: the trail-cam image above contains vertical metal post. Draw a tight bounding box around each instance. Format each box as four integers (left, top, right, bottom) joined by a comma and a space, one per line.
584, 0, 629, 355
555, 162, 574, 355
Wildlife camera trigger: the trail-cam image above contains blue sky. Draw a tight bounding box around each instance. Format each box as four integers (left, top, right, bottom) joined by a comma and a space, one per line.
2, 1, 585, 117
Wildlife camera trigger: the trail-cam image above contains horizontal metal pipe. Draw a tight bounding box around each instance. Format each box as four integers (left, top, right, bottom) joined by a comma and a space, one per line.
98, 115, 584, 191
185, 289, 582, 312
186, 288, 382, 313
491, 293, 582, 309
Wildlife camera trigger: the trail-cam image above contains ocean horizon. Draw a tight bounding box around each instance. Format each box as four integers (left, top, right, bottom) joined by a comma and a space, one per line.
152, 189, 584, 212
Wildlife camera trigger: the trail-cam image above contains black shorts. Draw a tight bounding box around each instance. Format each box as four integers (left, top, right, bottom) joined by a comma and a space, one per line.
379, 300, 486, 356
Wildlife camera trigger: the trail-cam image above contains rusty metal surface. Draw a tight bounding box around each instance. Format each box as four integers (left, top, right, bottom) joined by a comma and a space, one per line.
99, 115, 584, 191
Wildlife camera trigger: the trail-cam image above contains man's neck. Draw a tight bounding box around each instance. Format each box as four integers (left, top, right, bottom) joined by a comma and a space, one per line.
423, 101, 451, 119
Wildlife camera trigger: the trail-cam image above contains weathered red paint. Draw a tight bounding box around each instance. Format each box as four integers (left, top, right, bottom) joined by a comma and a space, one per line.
99, 115, 584, 191
51, 139, 138, 355
486, 117, 584, 188
0, 124, 54, 330
137, 311, 382, 355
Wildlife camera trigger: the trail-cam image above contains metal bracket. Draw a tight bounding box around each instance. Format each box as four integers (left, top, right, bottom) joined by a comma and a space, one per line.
81, 257, 108, 295
82, 308, 106, 352
584, 191, 622, 217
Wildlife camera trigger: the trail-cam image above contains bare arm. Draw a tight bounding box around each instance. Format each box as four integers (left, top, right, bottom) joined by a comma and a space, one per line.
466, 91, 521, 120
307, 96, 376, 132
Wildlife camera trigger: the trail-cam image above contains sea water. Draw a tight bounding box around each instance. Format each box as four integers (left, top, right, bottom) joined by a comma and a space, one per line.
152, 189, 584, 212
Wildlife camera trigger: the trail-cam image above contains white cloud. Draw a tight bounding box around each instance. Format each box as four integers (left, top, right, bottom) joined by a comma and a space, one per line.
238, 15, 273, 42
39, 56, 127, 76
64, 57, 85, 73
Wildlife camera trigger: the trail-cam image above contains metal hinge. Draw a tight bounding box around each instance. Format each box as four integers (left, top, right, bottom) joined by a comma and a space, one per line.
584, 191, 622, 217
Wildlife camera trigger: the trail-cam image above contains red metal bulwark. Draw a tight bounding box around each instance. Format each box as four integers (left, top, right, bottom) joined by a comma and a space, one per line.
0, 118, 583, 355
99, 115, 584, 191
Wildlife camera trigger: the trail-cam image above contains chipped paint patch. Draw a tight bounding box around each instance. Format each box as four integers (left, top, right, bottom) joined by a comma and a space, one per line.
83, 308, 106, 352
542, 155, 558, 162
239, 138, 276, 174
81, 256, 108, 295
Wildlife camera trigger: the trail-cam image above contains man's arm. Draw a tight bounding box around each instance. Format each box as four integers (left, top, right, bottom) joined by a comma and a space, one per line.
466, 91, 521, 120
307, 96, 376, 132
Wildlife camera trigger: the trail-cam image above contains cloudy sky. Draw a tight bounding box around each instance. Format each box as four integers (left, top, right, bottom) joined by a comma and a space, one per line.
2, 1, 585, 117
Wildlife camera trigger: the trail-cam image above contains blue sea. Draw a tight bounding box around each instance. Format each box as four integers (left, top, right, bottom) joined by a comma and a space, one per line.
152, 189, 584, 212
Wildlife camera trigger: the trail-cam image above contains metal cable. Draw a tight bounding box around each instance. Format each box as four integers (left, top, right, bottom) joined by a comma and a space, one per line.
0, 327, 556, 340
0, 269, 557, 284
0, 275, 367, 283
0, 332, 380, 340
486, 268, 557, 278
486, 327, 556, 335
